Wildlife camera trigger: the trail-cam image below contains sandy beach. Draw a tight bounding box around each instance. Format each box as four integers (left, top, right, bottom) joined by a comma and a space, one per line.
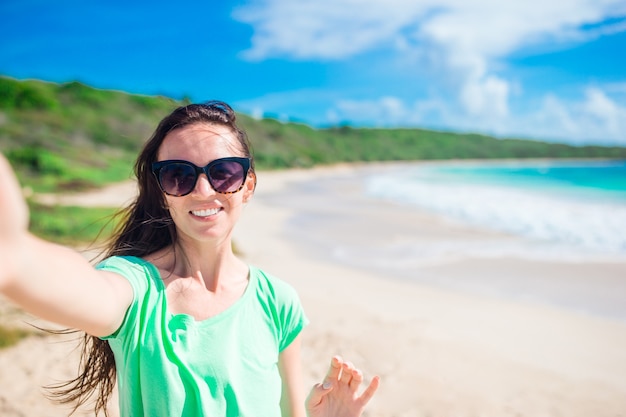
1, 163, 626, 416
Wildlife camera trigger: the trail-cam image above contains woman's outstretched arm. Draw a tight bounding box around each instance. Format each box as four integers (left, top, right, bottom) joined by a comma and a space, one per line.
0, 153, 133, 337
306, 356, 380, 417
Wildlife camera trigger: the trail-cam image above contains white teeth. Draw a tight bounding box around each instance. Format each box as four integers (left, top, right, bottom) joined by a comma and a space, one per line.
191, 208, 220, 217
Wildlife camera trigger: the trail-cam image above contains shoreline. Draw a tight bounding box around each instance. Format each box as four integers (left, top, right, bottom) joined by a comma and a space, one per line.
235, 164, 626, 416
254, 163, 626, 321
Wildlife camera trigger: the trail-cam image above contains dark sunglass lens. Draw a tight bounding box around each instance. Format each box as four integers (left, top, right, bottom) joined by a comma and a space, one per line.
159, 163, 197, 196
209, 161, 245, 193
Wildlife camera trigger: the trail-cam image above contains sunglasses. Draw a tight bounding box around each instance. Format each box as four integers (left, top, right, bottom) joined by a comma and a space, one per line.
152, 157, 251, 196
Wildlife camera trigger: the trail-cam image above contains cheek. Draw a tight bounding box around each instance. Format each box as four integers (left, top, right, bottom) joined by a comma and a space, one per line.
164, 198, 185, 216
222, 193, 245, 209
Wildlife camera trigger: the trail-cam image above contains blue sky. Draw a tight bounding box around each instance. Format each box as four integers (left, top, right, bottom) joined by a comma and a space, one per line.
1, 0, 626, 146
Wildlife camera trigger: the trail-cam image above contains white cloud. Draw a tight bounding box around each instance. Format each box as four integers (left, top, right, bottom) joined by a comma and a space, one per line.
523, 94, 582, 139
334, 96, 410, 125
234, 0, 625, 62
604, 82, 626, 94
460, 74, 510, 118
233, 0, 422, 60
251, 106, 264, 120
580, 88, 624, 139
328, 86, 626, 145
515, 90, 626, 145
233, 0, 626, 144
584, 88, 617, 118
235, 83, 626, 145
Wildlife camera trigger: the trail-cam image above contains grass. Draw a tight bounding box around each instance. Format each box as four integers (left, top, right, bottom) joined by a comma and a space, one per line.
28, 201, 120, 246
0, 325, 34, 349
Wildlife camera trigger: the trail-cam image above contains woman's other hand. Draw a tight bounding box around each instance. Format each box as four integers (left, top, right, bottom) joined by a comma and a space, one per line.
306, 356, 380, 417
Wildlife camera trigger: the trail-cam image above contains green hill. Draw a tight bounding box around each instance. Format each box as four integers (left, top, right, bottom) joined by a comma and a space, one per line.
1, 75, 625, 194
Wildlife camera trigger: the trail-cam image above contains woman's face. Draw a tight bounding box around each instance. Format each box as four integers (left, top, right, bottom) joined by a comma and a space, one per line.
156, 122, 255, 246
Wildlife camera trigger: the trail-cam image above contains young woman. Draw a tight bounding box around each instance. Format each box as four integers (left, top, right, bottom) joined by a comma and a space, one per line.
0, 101, 379, 417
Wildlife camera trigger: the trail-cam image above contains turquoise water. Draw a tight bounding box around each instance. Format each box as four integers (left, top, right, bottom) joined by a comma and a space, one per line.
435, 160, 626, 201
366, 160, 626, 256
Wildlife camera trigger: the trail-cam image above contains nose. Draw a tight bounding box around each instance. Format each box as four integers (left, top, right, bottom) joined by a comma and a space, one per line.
191, 173, 216, 196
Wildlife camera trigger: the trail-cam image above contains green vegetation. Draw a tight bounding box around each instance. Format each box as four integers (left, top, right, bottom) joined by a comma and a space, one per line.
28, 201, 119, 246
1, 74, 626, 248
0, 76, 180, 192
0, 325, 34, 349
237, 119, 626, 167
3, 75, 626, 189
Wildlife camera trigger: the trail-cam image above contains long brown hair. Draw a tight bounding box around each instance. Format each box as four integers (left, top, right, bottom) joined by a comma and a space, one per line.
47, 101, 255, 416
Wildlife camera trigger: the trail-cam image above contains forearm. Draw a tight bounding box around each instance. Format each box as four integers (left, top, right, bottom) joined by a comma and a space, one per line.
279, 337, 306, 417
1, 232, 131, 336
0, 153, 130, 336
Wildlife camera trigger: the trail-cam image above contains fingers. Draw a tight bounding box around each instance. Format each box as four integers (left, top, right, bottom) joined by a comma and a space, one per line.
322, 355, 343, 388
307, 355, 381, 414
306, 381, 333, 409
323, 355, 379, 396
307, 355, 343, 408
357, 375, 380, 406
348, 367, 364, 392
340, 360, 354, 385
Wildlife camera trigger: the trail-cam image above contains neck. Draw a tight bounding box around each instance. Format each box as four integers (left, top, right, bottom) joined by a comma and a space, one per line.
153, 236, 247, 292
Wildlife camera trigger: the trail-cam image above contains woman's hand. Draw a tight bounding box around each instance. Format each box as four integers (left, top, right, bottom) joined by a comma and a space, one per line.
306, 356, 380, 417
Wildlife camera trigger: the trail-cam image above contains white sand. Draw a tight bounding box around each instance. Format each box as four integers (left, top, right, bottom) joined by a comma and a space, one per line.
1, 163, 625, 416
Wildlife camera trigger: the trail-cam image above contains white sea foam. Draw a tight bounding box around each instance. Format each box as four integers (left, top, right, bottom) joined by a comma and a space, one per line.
365, 167, 626, 259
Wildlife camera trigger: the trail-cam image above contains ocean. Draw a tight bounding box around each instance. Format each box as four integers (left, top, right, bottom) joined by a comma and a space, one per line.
270, 159, 626, 320
365, 159, 626, 260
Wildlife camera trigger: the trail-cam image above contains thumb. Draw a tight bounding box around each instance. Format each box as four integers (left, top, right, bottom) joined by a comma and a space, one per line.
306, 381, 333, 408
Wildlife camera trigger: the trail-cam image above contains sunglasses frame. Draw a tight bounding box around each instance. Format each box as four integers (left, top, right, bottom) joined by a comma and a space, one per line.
152, 157, 251, 196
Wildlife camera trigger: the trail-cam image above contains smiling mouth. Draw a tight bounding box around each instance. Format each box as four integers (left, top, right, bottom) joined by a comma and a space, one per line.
191, 208, 221, 217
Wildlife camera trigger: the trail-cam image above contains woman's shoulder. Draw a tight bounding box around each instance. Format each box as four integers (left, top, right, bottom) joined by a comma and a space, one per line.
249, 265, 300, 300
97, 255, 149, 270
98, 246, 172, 273
96, 255, 162, 290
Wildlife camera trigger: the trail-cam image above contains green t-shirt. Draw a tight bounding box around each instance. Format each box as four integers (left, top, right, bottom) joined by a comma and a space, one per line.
96, 256, 308, 417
